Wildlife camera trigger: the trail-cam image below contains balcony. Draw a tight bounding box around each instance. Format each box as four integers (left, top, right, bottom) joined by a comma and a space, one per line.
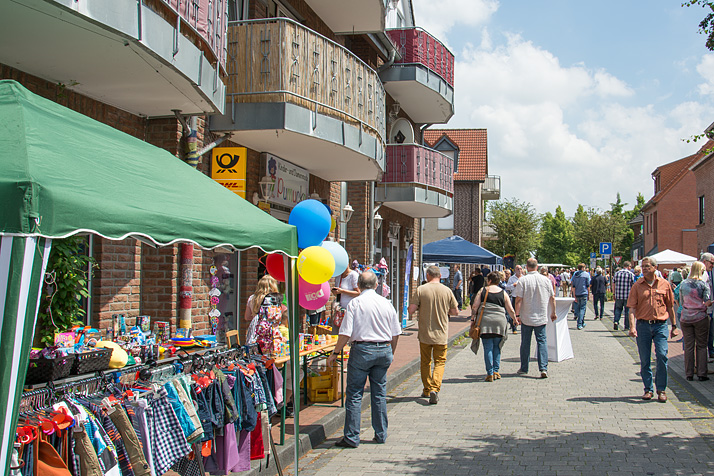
482, 175, 501, 200
375, 144, 453, 218
210, 18, 386, 181
0, 0, 226, 116
303, 0, 386, 34
380, 27, 455, 124
482, 222, 497, 241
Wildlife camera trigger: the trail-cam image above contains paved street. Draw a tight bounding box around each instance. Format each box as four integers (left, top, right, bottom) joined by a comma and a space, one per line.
287, 305, 714, 475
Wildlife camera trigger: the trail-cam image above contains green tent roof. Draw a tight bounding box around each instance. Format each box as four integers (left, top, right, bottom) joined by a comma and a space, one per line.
0, 80, 297, 256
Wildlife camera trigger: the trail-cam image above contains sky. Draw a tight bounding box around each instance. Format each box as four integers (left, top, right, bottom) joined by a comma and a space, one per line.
412, 0, 714, 217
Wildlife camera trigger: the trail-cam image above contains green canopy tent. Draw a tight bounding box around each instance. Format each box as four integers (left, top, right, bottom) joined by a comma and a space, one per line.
0, 80, 303, 474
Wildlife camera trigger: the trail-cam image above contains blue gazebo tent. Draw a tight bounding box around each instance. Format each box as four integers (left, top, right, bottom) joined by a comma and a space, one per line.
422, 235, 502, 265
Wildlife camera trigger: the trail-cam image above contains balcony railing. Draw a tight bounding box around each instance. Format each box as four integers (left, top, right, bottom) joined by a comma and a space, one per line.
386, 27, 454, 87
482, 222, 497, 239
226, 18, 386, 144
382, 144, 453, 194
152, 0, 228, 71
482, 174, 501, 199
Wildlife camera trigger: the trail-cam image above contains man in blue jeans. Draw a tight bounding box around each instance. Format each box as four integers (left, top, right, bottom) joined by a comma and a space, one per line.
326, 270, 401, 448
612, 261, 636, 330
570, 263, 591, 330
513, 258, 557, 378
627, 256, 678, 403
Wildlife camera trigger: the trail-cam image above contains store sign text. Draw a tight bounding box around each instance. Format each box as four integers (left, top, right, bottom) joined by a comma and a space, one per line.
265, 153, 308, 208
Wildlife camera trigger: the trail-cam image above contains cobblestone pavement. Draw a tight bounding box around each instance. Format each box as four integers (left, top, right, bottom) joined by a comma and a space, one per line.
285, 305, 714, 475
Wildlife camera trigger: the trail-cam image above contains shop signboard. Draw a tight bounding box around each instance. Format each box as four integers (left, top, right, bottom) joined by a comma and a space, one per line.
211, 147, 247, 198
263, 153, 309, 208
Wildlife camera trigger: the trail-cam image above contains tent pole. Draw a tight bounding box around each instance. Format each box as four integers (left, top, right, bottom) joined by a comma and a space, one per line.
0, 236, 52, 476
286, 256, 300, 475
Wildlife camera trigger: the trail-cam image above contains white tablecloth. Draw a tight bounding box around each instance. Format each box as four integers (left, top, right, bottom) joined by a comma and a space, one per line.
532, 297, 574, 362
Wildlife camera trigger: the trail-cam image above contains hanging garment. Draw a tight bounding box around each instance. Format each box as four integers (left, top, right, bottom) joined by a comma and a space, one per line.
125, 400, 156, 476
76, 399, 134, 476
214, 369, 239, 425
72, 424, 103, 476
143, 388, 191, 475
170, 377, 204, 443
106, 406, 152, 476
37, 440, 72, 476
163, 382, 199, 442
249, 413, 264, 461
272, 365, 284, 407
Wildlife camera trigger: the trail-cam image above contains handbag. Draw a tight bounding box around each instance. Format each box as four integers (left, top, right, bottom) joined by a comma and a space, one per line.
469, 288, 489, 340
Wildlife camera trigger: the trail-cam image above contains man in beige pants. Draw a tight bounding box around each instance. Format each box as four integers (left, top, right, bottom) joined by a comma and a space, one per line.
408, 265, 459, 404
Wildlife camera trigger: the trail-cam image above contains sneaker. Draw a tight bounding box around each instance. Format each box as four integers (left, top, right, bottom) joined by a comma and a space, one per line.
517, 369, 527, 375
512, 329, 518, 334
613, 323, 619, 330
335, 438, 357, 448
429, 391, 439, 404
540, 371, 548, 379
577, 326, 583, 330
493, 372, 501, 380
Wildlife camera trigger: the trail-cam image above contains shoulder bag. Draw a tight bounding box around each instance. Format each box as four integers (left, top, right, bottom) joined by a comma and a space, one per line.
469, 287, 489, 340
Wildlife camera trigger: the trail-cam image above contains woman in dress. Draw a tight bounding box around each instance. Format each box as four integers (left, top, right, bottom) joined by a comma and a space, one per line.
244, 274, 280, 344
679, 261, 712, 381
471, 272, 518, 381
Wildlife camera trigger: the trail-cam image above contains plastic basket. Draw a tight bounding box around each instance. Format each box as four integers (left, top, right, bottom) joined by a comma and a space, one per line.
25, 354, 75, 385
70, 348, 112, 375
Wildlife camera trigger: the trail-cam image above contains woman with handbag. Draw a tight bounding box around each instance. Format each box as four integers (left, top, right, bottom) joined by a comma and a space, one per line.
471, 272, 517, 382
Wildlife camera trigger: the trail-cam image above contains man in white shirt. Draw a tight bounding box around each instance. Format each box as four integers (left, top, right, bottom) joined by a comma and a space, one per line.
513, 258, 557, 378
326, 271, 401, 448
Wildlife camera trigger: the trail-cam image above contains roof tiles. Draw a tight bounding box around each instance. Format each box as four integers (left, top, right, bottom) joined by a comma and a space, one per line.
423, 129, 487, 181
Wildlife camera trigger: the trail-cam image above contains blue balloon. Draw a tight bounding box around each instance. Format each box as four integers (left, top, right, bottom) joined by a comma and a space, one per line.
321, 240, 349, 277
289, 199, 332, 248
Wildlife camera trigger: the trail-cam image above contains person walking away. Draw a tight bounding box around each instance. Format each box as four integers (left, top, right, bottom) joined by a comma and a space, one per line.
244, 275, 280, 344
669, 267, 683, 287
627, 256, 678, 402
331, 262, 360, 330
612, 262, 636, 331
471, 272, 517, 381
513, 258, 557, 378
679, 262, 712, 381
408, 265, 459, 404
591, 267, 608, 320
326, 271, 401, 447
701, 253, 714, 361
560, 268, 571, 297
453, 264, 464, 309
469, 268, 485, 307
539, 266, 556, 294
673, 267, 689, 342
571, 264, 592, 330
502, 269, 517, 333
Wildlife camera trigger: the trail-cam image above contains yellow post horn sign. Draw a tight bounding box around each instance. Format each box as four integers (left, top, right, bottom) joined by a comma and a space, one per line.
211, 147, 247, 198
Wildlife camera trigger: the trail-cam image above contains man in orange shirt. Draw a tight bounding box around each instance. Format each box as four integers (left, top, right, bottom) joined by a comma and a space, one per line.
627, 256, 678, 402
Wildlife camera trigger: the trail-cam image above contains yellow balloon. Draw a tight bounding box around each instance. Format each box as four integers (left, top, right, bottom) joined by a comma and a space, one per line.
330, 217, 336, 232
298, 246, 336, 284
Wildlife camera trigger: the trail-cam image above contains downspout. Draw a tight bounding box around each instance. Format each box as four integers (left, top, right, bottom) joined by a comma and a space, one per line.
377, 41, 397, 73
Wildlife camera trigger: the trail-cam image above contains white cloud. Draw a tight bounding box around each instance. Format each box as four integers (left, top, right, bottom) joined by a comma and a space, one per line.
696, 53, 714, 95
411, 0, 498, 46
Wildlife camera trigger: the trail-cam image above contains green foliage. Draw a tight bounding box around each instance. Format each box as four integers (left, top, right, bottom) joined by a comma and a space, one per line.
683, 1, 714, 50
485, 198, 540, 265
36, 236, 96, 346
538, 206, 574, 265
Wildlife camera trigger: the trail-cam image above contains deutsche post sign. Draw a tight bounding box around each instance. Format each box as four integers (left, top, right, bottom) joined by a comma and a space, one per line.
211, 147, 247, 198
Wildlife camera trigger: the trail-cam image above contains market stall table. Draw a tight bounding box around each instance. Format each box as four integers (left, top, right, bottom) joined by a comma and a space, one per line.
274, 342, 346, 444
533, 297, 575, 362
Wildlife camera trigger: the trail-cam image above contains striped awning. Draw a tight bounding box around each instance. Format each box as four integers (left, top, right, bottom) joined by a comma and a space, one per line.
0, 236, 51, 473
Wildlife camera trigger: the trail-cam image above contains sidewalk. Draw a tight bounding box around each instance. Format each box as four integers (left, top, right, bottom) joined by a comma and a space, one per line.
248, 308, 473, 476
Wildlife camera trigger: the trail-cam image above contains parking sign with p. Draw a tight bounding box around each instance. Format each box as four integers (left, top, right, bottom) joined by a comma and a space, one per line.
599, 242, 612, 256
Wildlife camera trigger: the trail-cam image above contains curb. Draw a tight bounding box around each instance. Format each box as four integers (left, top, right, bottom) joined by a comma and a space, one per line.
243, 325, 471, 476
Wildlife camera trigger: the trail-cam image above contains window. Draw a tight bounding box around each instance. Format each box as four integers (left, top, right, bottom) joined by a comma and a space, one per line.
227, 0, 248, 21
653, 211, 658, 245
700, 195, 706, 225
654, 175, 660, 194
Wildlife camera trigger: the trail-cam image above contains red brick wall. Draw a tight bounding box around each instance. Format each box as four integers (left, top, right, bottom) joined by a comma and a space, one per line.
454, 182, 480, 245
345, 182, 370, 264
644, 171, 698, 256
695, 158, 714, 255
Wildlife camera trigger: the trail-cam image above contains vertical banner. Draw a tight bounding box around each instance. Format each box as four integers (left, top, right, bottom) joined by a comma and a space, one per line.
402, 244, 413, 328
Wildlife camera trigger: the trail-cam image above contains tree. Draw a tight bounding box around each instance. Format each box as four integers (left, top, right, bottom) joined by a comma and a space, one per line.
683, 1, 714, 51
538, 206, 574, 265
485, 198, 540, 265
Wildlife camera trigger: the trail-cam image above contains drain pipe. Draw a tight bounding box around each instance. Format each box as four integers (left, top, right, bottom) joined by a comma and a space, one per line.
378, 41, 397, 73
369, 181, 383, 264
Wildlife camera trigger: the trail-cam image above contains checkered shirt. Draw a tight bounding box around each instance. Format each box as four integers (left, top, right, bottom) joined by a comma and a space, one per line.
145, 387, 191, 475
613, 268, 635, 300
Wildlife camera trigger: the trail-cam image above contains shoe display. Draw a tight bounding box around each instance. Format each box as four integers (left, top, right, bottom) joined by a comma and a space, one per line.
429, 391, 439, 404
642, 391, 653, 400
657, 391, 667, 403
613, 323, 618, 330
335, 438, 357, 448
540, 371, 548, 379
494, 372, 501, 380
485, 375, 494, 382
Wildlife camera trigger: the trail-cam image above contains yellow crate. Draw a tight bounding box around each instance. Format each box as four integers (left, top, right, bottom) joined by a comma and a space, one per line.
309, 387, 341, 402
307, 372, 332, 389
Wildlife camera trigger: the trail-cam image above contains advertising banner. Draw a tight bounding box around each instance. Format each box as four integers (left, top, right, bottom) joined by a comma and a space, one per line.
264, 153, 309, 208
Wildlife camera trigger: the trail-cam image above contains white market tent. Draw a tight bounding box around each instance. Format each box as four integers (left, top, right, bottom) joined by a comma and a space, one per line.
647, 249, 697, 266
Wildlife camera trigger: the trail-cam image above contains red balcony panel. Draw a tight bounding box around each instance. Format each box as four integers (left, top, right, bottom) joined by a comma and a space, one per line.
387, 28, 454, 87
382, 144, 453, 194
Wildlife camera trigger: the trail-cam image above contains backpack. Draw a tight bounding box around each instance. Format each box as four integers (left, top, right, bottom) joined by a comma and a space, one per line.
255, 293, 283, 355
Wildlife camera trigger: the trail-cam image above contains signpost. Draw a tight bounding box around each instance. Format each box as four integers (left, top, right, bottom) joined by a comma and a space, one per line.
614, 256, 622, 265
599, 242, 612, 257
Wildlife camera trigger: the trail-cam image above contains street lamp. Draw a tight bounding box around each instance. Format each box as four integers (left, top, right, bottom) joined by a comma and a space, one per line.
404, 227, 414, 243
389, 222, 401, 239
258, 176, 273, 202
342, 203, 354, 224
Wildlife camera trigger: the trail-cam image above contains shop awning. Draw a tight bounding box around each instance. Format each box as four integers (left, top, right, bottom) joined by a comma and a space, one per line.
422, 235, 503, 265
0, 81, 298, 474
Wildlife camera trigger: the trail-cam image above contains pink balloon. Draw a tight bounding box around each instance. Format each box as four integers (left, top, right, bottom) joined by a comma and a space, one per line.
298, 277, 330, 310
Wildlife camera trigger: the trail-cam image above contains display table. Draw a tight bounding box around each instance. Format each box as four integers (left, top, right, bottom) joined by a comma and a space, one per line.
532, 297, 574, 362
